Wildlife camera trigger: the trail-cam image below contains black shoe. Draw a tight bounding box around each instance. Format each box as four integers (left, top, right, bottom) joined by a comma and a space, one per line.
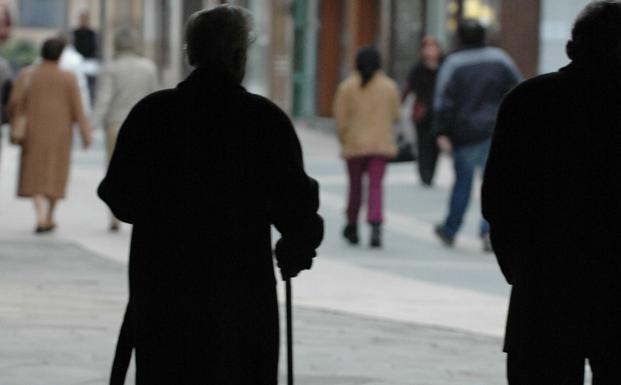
421, 179, 433, 187
482, 234, 493, 253
343, 224, 359, 245
34, 224, 55, 234
370, 223, 382, 248
434, 225, 454, 247
35, 220, 56, 234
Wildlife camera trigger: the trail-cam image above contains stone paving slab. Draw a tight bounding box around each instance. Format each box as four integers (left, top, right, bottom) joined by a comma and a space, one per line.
290, 308, 505, 385
0, 239, 126, 385
0, 239, 506, 385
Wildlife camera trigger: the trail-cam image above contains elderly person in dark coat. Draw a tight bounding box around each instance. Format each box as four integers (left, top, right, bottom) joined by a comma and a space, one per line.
98, 5, 323, 384
482, 1, 621, 384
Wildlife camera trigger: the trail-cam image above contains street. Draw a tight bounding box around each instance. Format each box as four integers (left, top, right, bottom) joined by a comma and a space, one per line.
0, 123, 510, 385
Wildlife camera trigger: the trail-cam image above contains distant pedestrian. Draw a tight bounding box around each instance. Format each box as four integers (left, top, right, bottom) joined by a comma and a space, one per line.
8, 37, 92, 233
333, 46, 400, 248
92, 28, 158, 232
0, 51, 11, 164
0, 4, 12, 167
432, 19, 521, 252
403, 36, 443, 186
59, 32, 91, 116
73, 10, 97, 59
72, 10, 98, 103
98, 5, 323, 384
0, 3, 11, 42
483, 2, 621, 384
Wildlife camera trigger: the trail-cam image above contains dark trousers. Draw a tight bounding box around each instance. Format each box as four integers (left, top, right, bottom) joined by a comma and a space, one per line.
86, 75, 97, 106
414, 120, 439, 186
507, 350, 619, 385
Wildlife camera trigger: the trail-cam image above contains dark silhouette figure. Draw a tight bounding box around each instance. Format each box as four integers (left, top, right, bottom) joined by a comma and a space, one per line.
73, 10, 98, 104
403, 36, 443, 186
73, 11, 97, 59
432, 19, 522, 251
98, 5, 323, 384
482, 2, 621, 383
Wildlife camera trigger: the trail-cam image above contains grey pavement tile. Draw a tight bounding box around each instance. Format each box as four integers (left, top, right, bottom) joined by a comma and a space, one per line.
1, 239, 505, 385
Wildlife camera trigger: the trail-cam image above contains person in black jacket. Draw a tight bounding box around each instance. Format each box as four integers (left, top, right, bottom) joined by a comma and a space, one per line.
73, 10, 97, 103
73, 10, 97, 59
403, 36, 443, 186
432, 19, 521, 251
98, 5, 323, 384
482, 1, 621, 383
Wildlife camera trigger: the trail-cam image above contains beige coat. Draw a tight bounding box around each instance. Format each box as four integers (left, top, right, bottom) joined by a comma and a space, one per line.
333, 71, 400, 159
8, 62, 92, 199
92, 52, 158, 130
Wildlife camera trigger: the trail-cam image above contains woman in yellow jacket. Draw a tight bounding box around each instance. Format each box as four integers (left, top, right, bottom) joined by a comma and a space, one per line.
333, 46, 400, 247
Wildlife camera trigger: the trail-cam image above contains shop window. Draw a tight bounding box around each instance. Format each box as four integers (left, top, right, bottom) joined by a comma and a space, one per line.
19, 0, 67, 29
463, 0, 500, 25
445, 0, 502, 48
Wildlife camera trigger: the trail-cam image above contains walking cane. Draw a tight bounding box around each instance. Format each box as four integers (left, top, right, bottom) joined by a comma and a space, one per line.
285, 278, 294, 385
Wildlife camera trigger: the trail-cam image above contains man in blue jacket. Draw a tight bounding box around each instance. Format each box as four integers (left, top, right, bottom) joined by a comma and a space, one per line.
432, 19, 521, 251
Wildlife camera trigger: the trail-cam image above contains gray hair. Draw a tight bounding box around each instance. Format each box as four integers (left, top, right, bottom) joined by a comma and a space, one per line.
114, 27, 139, 53
184, 5, 253, 81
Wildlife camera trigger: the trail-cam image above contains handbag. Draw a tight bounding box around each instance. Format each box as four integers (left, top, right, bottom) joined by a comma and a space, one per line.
10, 70, 33, 145
389, 133, 417, 163
413, 101, 428, 124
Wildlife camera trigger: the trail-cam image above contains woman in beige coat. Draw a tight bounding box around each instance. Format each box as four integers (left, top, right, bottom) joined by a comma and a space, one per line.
333, 46, 400, 248
9, 37, 92, 233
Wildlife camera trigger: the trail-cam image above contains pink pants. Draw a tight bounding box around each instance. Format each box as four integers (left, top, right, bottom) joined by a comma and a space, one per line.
346, 156, 387, 224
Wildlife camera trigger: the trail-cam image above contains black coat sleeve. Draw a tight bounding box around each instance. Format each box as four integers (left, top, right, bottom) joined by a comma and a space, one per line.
97, 99, 154, 224
482, 88, 530, 285
264, 105, 324, 265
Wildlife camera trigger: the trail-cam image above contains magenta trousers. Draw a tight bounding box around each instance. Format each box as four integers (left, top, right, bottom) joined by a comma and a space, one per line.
346, 156, 387, 224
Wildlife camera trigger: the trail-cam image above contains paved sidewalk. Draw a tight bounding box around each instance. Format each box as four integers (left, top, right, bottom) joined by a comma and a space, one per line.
0, 239, 505, 385
1, 127, 510, 338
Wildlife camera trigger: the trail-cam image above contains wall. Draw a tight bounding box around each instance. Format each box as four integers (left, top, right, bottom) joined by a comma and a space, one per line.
499, 0, 539, 78
316, 0, 343, 117
538, 0, 590, 74
425, 0, 450, 49
388, 0, 424, 87
244, 0, 273, 98
290, 0, 318, 117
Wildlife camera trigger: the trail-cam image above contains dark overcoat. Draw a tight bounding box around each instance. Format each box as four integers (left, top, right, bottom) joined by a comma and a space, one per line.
98, 68, 323, 384
482, 61, 621, 355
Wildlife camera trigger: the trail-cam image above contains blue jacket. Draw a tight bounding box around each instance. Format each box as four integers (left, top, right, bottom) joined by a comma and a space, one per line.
433, 46, 522, 147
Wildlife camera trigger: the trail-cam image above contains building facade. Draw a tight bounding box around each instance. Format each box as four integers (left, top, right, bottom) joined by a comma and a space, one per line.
4, 0, 593, 119
291, 0, 591, 118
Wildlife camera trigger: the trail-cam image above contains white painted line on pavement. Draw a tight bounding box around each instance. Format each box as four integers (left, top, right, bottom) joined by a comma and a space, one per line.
277, 256, 507, 338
